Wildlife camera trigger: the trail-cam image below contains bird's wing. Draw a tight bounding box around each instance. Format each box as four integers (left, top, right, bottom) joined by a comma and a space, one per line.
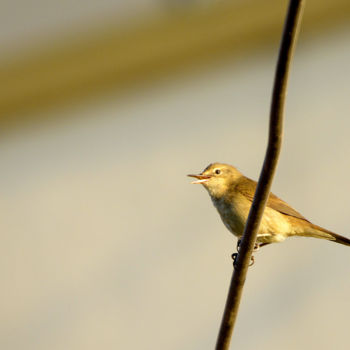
236, 177, 309, 222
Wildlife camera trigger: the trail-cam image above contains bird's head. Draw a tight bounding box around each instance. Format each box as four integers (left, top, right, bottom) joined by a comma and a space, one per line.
188, 163, 242, 198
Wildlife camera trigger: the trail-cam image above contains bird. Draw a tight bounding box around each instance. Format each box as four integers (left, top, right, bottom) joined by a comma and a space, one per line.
188, 163, 350, 248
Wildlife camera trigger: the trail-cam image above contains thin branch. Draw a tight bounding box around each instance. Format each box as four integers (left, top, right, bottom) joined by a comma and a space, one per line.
215, 1, 305, 349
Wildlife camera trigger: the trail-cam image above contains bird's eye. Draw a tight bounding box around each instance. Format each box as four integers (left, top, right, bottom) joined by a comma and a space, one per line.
215, 169, 221, 175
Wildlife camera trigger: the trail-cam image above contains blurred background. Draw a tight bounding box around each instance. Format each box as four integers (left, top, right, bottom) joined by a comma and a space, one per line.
1, 1, 350, 349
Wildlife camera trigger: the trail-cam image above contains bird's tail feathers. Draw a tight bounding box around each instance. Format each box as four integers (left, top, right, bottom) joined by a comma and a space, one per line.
308, 223, 350, 246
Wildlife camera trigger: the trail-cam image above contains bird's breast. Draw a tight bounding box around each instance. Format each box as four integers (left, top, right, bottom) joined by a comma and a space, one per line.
211, 192, 292, 240
211, 194, 250, 237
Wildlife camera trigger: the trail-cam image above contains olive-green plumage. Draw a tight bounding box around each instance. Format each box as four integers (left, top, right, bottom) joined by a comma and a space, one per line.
188, 163, 350, 247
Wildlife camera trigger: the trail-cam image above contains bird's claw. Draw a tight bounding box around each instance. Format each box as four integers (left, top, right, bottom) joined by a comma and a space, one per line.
237, 239, 260, 252
249, 255, 255, 266
231, 252, 238, 266
231, 252, 255, 268
232, 239, 260, 267
253, 243, 260, 252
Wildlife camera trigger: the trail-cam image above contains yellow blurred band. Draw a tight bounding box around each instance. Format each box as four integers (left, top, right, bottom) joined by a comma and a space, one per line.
0, 0, 349, 128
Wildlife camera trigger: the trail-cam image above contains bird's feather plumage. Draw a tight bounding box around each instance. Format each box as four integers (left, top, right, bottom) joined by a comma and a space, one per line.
235, 176, 309, 222
189, 163, 350, 247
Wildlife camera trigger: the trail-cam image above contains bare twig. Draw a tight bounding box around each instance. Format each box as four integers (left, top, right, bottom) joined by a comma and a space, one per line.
215, 1, 305, 349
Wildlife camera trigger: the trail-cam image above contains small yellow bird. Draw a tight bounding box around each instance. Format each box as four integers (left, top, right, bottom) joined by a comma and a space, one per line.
188, 163, 350, 248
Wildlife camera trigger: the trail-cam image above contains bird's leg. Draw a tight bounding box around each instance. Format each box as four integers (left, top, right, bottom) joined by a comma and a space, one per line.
232, 239, 241, 267
236, 239, 242, 252
248, 242, 261, 265
253, 242, 260, 251
231, 253, 255, 267
231, 252, 238, 266
237, 239, 261, 252
258, 242, 271, 248
232, 240, 259, 268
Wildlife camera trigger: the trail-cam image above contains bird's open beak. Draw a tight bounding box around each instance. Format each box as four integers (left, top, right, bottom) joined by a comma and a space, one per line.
187, 174, 211, 184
